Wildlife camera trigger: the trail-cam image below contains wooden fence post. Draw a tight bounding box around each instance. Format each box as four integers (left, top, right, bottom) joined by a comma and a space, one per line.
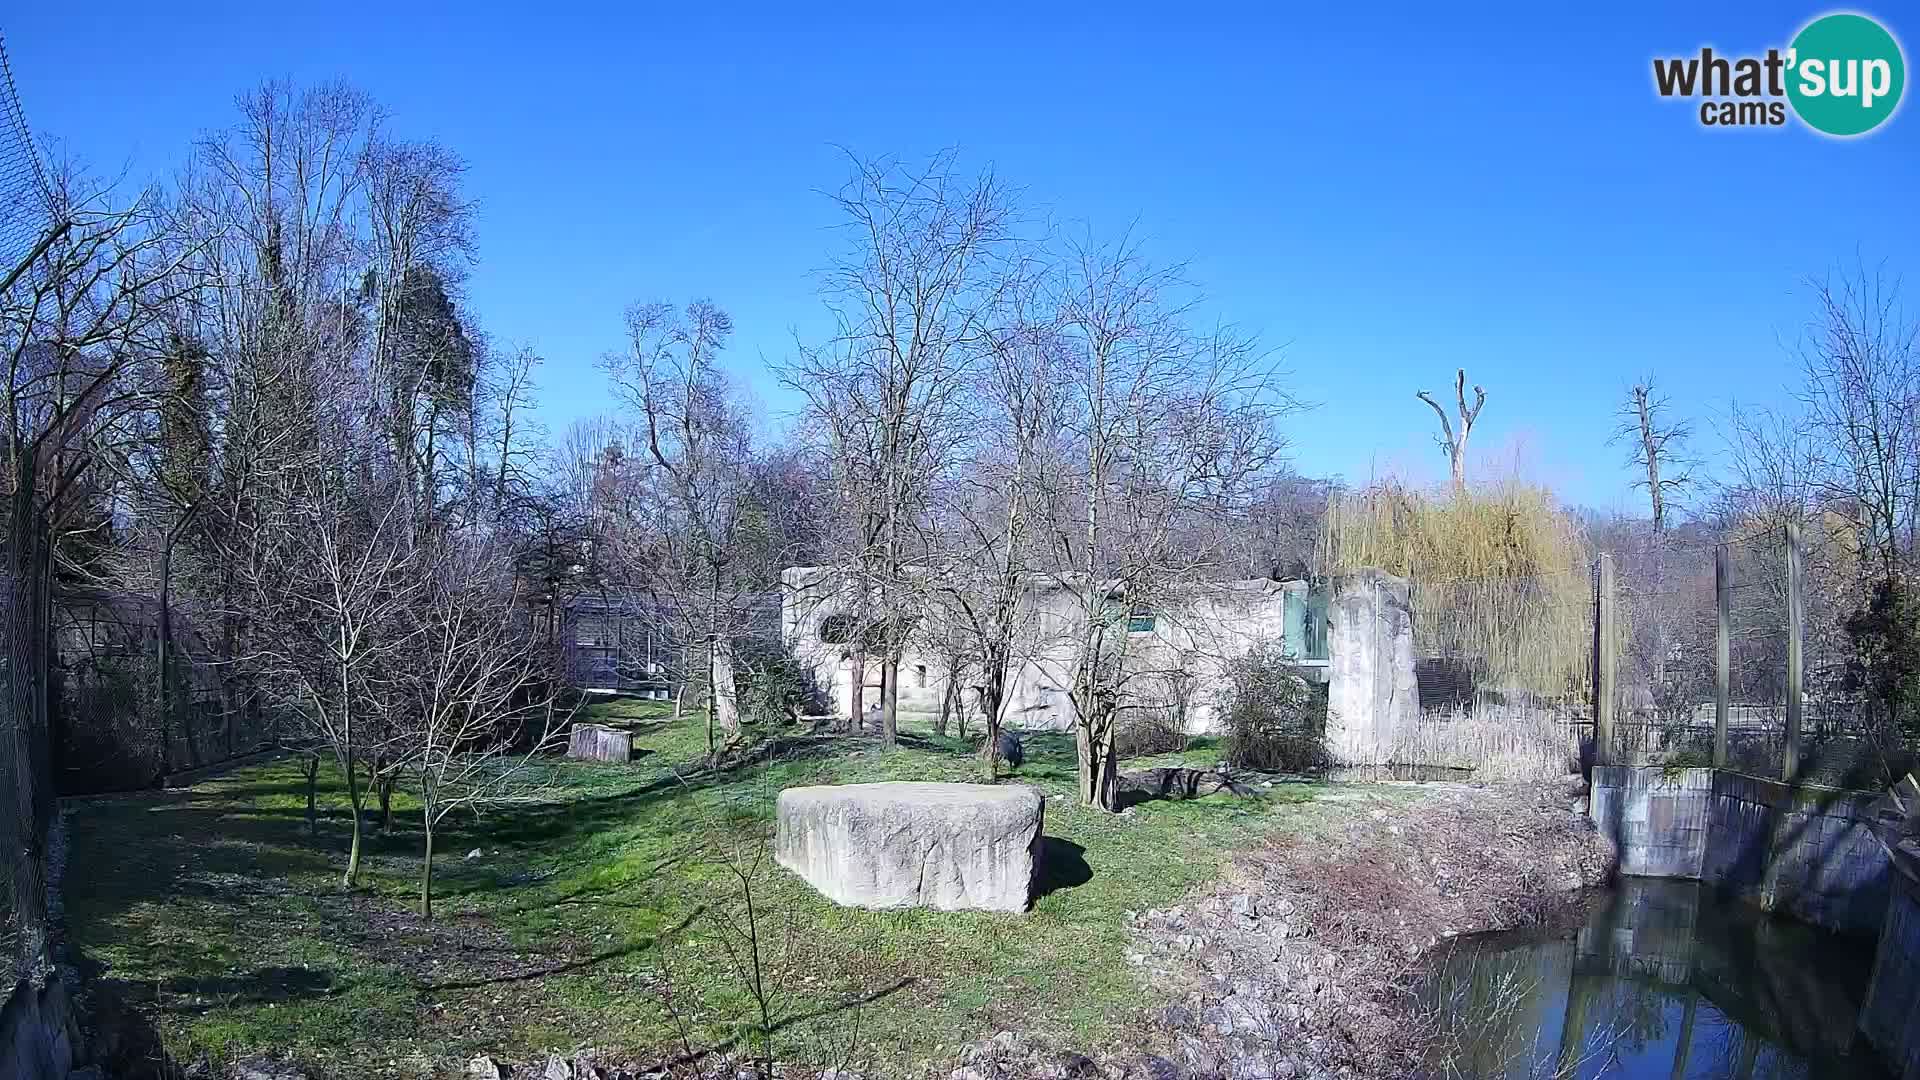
1783, 522, 1804, 783
1715, 544, 1731, 769
1595, 553, 1616, 766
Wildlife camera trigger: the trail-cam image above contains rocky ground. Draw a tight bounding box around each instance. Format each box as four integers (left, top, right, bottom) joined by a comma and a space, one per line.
946, 778, 1613, 1080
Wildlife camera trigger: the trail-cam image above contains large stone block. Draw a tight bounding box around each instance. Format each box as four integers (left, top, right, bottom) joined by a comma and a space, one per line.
775, 782, 1044, 913
1325, 569, 1417, 765
567, 723, 631, 762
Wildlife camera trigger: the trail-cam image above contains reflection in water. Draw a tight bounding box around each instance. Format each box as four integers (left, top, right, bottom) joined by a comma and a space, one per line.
1423, 878, 1890, 1079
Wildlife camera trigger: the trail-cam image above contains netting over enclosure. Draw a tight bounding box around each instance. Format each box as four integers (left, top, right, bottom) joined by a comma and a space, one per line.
0, 31, 52, 272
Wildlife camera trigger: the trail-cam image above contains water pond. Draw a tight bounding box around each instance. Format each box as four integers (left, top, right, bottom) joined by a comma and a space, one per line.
1423, 876, 1891, 1079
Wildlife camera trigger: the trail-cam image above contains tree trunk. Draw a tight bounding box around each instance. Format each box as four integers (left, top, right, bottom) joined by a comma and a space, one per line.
304, 755, 320, 838
981, 678, 1006, 782
705, 640, 717, 756
221, 568, 238, 759
880, 656, 898, 746
3, 480, 57, 979
342, 705, 364, 888
849, 645, 867, 733
344, 770, 365, 888
378, 774, 395, 833
157, 539, 176, 777
1075, 691, 1119, 811
934, 674, 957, 738
420, 811, 435, 919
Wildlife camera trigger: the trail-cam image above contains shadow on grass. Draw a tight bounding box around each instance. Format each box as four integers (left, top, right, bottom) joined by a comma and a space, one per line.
418, 906, 703, 993
655, 976, 919, 1072
1032, 837, 1092, 903
152, 966, 335, 1015
71, 947, 184, 1080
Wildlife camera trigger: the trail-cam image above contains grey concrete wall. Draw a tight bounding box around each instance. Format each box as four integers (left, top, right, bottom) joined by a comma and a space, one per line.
1862, 855, 1920, 1080
1704, 771, 1888, 937
1590, 765, 1712, 878
1325, 569, 1416, 765
779, 566, 1314, 735
1591, 766, 1890, 936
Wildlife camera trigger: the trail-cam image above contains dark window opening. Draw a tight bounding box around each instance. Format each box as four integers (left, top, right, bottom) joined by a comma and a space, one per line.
819, 613, 855, 645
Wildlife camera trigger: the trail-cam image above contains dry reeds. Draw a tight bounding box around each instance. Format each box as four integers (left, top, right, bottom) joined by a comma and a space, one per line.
1392, 702, 1583, 781
1323, 480, 1595, 706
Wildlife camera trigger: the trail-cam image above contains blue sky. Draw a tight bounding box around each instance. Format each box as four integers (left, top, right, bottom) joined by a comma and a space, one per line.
7, 3, 1916, 512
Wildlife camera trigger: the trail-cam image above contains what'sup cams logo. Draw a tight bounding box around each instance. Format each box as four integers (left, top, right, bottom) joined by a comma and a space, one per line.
1653, 11, 1905, 136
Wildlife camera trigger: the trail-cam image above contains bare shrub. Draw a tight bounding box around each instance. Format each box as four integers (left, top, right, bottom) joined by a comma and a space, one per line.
1216, 642, 1326, 772
1112, 708, 1188, 759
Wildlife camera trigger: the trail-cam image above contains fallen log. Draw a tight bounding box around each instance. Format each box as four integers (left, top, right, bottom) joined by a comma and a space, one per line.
1118, 766, 1259, 802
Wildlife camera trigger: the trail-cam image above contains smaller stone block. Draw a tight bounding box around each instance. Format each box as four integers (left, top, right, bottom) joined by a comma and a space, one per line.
567, 723, 632, 762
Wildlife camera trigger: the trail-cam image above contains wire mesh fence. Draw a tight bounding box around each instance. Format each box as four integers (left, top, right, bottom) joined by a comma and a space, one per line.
0, 31, 52, 276
1384, 519, 1899, 790
1599, 522, 1903, 788
50, 587, 273, 794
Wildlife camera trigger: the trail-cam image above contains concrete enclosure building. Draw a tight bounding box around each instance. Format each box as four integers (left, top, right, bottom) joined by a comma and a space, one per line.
779, 566, 1416, 762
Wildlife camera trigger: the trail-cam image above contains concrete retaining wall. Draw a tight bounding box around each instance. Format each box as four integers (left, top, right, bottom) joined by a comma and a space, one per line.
1863, 860, 1920, 1080
1590, 766, 1888, 936
1706, 771, 1888, 936
1590, 765, 1711, 878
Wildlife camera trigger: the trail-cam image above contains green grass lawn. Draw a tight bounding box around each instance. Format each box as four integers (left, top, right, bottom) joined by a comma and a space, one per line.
62, 702, 1355, 1078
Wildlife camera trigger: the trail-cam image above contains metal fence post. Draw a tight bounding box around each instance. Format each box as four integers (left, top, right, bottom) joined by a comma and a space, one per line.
1783, 521, 1804, 783
1595, 553, 1616, 766
1714, 544, 1731, 769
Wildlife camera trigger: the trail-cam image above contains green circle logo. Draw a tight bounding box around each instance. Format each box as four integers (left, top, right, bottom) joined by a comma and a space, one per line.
1787, 13, 1906, 136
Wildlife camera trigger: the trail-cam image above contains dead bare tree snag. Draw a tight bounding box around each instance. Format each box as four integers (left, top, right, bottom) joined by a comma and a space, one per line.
1417, 368, 1486, 493
1611, 377, 1695, 535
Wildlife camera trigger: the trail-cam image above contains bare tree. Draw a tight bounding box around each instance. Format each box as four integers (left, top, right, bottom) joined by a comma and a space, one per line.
923, 272, 1060, 777
238, 469, 423, 888
1795, 267, 1919, 580
1043, 233, 1293, 810
1417, 369, 1486, 493
603, 300, 763, 753
1611, 377, 1695, 534
399, 536, 564, 918
172, 80, 386, 784
3, 180, 195, 977
782, 151, 1016, 746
